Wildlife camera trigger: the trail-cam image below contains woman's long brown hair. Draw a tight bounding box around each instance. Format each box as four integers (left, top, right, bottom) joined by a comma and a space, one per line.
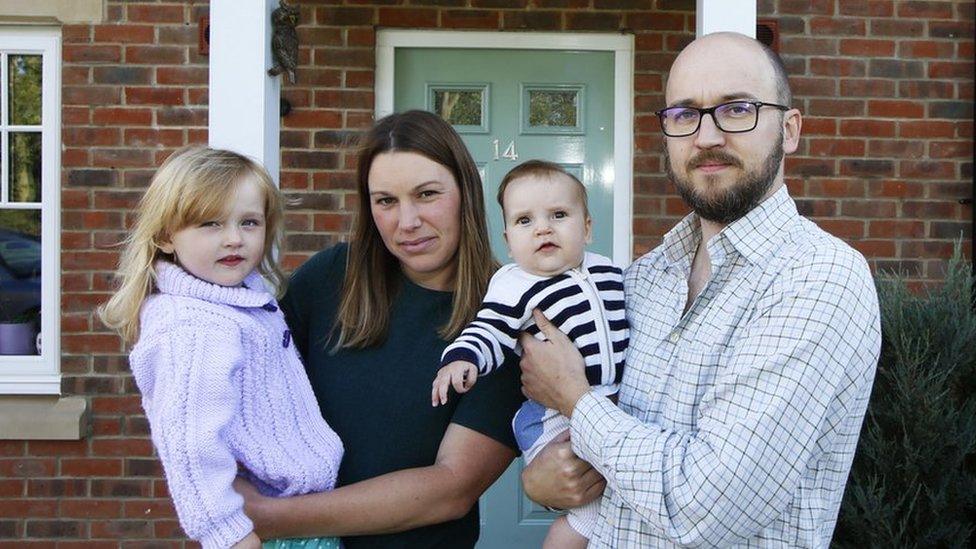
334, 110, 497, 349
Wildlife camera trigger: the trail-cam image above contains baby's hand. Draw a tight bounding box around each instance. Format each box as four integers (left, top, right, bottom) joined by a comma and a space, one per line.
231, 532, 261, 549
431, 361, 479, 407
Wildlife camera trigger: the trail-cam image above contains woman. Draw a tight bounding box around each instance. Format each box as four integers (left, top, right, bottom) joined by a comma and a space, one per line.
236, 110, 525, 547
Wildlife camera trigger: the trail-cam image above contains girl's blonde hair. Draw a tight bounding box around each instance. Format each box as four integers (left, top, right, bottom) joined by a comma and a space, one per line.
335, 110, 497, 348
99, 146, 286, 344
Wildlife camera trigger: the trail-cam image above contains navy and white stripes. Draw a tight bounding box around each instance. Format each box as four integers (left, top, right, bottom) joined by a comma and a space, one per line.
441, 252, 628, 389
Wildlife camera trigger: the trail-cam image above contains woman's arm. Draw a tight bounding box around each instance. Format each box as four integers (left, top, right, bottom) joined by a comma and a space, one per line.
238, 423, 516, 539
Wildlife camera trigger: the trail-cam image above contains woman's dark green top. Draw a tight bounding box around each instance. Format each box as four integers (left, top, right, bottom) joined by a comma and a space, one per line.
280, 243, 525, 549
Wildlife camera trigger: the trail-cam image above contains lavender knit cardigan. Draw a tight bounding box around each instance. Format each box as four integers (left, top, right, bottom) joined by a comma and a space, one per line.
130, 261, 344, 548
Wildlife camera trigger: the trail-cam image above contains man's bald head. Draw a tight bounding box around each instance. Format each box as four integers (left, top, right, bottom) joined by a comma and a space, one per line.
668, 32, 792, 107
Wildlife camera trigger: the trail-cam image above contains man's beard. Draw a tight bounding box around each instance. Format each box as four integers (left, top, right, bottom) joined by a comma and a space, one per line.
665, 135, 784, 224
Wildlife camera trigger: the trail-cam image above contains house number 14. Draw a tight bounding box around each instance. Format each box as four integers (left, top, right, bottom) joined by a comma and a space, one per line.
492, 139, 519, 161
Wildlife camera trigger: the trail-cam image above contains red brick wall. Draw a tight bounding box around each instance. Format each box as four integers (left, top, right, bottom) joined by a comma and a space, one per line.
0, 0, 972, 544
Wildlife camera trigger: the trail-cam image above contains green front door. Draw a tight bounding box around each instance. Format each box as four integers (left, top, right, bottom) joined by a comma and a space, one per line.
395, 47, 615, 548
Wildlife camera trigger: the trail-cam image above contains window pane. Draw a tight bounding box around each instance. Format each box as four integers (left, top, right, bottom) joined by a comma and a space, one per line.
8, 55, 42, 126
0, 209, 41, 355
8, 132, 42, 202
433, 89, 483, 126
528, 90, 579, 127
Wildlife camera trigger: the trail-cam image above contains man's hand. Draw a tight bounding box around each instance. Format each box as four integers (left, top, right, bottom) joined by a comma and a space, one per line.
521, 430, 606, 509
519, 309, 591, 417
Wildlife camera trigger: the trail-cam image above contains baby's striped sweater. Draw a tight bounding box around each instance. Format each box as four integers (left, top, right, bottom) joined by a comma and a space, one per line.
442, 252, 628, 390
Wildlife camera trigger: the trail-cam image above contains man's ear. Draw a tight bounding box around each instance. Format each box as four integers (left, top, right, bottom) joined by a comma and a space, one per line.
782, 109, 802, 155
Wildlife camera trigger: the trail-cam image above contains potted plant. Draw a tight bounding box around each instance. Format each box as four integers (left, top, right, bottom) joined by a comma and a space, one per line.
0, 297, 38, 355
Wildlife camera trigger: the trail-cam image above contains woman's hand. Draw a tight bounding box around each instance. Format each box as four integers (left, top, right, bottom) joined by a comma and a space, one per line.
231, 532, 262, 549
234, 477, 278, 539
521, 430, 606, 509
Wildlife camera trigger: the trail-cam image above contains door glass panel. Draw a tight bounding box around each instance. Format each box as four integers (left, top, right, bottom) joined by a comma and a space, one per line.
8, 54, 42, 126
528, 89, 579, 127
428, 84, 489, 133
0, 209, 41, 355
8, 132, 42, 202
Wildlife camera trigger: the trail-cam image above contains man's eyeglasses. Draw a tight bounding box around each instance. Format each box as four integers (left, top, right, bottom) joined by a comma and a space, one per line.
655, 101, 791, 137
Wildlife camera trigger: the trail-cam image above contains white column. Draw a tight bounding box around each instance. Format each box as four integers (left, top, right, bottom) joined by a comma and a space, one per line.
696, 0, 756, 38
208, 0, 280, 183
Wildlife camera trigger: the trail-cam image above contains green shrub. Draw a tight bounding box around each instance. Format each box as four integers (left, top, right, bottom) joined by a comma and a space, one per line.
833, 248, 976, 548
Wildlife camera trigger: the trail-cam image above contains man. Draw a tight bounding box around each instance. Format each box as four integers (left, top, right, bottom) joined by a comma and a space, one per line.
519, 32, 881, 547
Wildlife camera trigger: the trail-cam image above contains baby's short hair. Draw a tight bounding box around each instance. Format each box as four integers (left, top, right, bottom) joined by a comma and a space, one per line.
497, 159, 589, 218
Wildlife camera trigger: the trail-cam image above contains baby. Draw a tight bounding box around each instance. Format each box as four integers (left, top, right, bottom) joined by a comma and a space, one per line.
432, 160, 628, 548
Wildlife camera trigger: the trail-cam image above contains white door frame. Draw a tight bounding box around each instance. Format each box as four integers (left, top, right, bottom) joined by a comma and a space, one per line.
376, 30, 634, 267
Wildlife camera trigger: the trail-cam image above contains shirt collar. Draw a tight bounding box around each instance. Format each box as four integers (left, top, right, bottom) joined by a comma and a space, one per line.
660, 185, 799, 269
153, 260, 275, 309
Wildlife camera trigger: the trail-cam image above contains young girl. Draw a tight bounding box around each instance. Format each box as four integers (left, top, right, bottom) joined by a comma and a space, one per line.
99, 146, 343, 549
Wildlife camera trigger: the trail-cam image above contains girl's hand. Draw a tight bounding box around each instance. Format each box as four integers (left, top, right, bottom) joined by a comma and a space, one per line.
231, 532, 262, 549
431, 361, 479, 406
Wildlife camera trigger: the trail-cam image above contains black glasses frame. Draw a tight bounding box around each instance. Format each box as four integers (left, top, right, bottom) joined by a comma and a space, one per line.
654, 100, 791, 137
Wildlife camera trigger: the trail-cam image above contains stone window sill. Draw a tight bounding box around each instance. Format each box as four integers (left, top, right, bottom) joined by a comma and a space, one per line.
0, 396, 89, 440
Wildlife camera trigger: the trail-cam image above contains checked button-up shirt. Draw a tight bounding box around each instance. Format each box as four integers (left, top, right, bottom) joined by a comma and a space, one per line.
570, 186, 881, 548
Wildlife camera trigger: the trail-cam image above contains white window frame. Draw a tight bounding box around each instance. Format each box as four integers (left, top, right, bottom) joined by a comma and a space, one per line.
375, 30, 634, 267
0, 27, 61, 395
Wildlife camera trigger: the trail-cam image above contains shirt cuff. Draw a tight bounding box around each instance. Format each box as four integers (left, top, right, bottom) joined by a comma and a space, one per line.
198, 511, 254, 549
569, 391, 621, 468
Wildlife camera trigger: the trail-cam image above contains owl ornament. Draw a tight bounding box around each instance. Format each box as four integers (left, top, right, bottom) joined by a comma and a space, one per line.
268, 0, 299, 84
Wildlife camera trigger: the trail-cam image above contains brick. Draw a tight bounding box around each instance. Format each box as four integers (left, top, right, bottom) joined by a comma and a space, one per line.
93, 66, 152, 85
840, 199, 896, 217
62, 66, 90, 85
67, 169, 118, 187
157, 107, 208, 126
929, 62, 975, 79
156, 66, 209, 85
901, 200, 958, 218
93, 24, 155, 44
347, 28, 376, 47
314, 89, 373, 110
158, 25, 197, 45
871, 19, 925, 37
795, 199, 837, 217
867, 139, 925, 158
377, 8, 438, 27
840, 159, 895, 178
24, 519, 83, 538
810, 58, 865, 77
62, 211, 124, 231
868, 100, 924, 118
779, 0, 833, 14
839, 78, 895, 97
126, 4, 185, 24
839, 38, 895, 56
898, 120, 955, 138
125, 458, 163, 478
898, 80, 955, 99
473, 0, 528, 6
808, 138, 866, 157
313, 47, 373, 68
785, 158, 834, 177
317, 7, 376, 26
441, 9, 500, 29
900, 160, 955, 179
840, 119, 895, 137
63, 85, 121, 106
125, 45, 185, 65
626, 12, 686, 31
93, 107, 153, 126
63, 127, 120, 147
898, 40, 955, 58
851, 240, 897, 257
64, 44, 121, 63
868, 220, 926, 238
345, 69, 374, 88
781, 36, 836, 55
0, 458, 55, 478
930, 221, 970, 239
810, 17, 865, 35
284, 109, 343, 129
635, 52, 676, 72
808, 98, 864, 116
868, 59, 924, 78
897, 1, 953, 18
297, 27, 344, 47
818, 219, 865, 239
126, 87, 184, 106
124, 128, 185, 148
92, 149, 154, 168
0, 480, 22, 497
930, 21, 975, 39
123, 499, 176, 519
929, 141, 973, 159
62, 333, 122, 353
566, 12, 623, 30
91, 520, 153, 539
281, 151, 341, 171
535, 0, 589, 7
802, 117, 837, 135
929, 101, 974, 119
90, 479, 152, 498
